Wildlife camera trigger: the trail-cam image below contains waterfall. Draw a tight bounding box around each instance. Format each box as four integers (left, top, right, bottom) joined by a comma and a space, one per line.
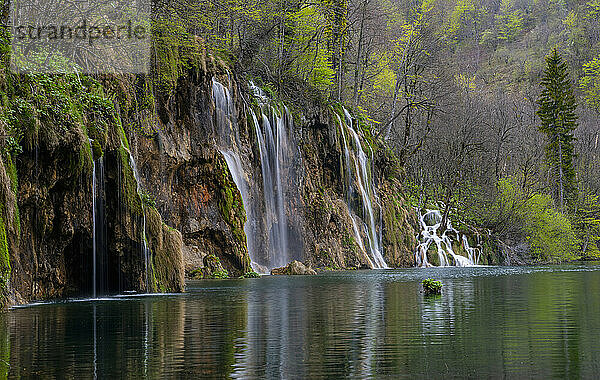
126, 150, 152, 291
218, 148, 257, 270
91, 146, 97, 298
336, 108, 388, 269
90, 139, 106, 297
249, 83, 302, 270
415, 209, 480, 267
211, 79, 261, 271
210, 79, 302, 271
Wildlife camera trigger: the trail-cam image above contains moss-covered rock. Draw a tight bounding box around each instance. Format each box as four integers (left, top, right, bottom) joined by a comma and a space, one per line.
422, 279, 443, 295
271, 260, 317, 276
379, 179, 418, 267
190, 254, 230, 279
145, 207, 185, 292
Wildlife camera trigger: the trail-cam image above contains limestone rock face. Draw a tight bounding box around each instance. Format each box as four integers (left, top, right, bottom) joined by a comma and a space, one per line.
0, 53, 430, 308
271, 261, 317, 276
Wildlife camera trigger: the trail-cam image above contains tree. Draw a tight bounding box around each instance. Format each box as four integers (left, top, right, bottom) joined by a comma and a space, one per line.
536, 49, 578, 213
580, 55, 600, 113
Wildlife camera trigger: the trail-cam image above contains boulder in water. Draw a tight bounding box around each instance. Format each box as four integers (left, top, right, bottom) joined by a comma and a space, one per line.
190, 254, 230, 279
271, 261, 317, 276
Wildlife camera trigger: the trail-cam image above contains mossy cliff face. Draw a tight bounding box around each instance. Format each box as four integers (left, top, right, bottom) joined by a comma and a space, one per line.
122, 68, 251, 278
0, 71, 188, 306
293, 106, 418, 269
299, 111, 373, 269
379, 180, 418, 267
0, 41, 419, 307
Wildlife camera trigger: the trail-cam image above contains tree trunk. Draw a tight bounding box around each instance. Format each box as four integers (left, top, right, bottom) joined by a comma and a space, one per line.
558, 133, 564, 213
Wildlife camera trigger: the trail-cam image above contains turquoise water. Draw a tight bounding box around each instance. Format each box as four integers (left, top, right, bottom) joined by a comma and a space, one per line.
3, 264, 600, 378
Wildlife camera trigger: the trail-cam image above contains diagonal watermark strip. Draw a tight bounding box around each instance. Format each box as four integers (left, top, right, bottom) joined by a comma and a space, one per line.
10, 0, 151, 73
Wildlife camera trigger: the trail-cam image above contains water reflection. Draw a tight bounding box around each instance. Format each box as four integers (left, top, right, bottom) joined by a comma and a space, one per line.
3, 265, 600, 378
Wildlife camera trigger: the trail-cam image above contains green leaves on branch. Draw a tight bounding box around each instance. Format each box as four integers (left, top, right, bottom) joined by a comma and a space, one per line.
580, 55, 600, 113
494, 177, 580, 263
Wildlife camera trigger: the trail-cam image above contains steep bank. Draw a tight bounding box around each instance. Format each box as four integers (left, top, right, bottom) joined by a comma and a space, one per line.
0, 72, 188, 307
0, 43, 509, 307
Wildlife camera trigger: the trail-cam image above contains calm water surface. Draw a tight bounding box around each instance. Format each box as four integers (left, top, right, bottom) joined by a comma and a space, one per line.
3, 264, 600, 378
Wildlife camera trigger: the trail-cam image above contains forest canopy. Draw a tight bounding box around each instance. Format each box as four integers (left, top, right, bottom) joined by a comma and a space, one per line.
6, 0, 600, 262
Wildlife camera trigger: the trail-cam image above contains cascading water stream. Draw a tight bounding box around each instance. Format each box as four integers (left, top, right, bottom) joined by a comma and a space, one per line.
89, 139, 106, 297
127, 150, 152, 291
251, 102, 291, 269
415, 209, 479, 267
218, 148, 257, 268
91, 142, 97, 298
337, 109, 388, 269
212, 79, 301, 271
211, 79, 262, 271
250, 81, 305, 270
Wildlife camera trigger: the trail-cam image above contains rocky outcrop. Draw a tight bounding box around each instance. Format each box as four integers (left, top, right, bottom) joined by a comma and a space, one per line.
271, 261, 317, 276
123, 68, 251, 278
0, 40, 421, 307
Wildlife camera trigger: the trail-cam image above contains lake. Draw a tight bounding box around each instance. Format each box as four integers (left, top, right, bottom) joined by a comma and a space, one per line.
3, 264, 600, 378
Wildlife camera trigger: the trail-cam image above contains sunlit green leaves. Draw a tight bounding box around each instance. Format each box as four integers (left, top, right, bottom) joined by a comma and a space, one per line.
495, 177, 580, 262
580, 55, 600, 113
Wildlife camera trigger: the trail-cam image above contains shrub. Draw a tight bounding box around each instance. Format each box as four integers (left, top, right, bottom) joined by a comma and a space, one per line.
491, 177, 580, 262
240, 271, 260, 279
422, 279, 443, 295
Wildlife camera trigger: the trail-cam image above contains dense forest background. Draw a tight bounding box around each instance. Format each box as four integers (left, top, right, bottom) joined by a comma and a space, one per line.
2, 0, 599, 265
155, 0, 600, 261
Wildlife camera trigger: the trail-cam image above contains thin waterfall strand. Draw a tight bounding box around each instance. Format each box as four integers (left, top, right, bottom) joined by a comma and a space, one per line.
337, 108, 388, 269
127, 150, 152, 291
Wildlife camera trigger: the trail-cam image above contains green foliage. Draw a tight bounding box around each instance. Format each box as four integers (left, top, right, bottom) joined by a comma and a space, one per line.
212, 270, 230, 279
152, 12, 202, 94
494, 177, 580, 262
422, 278, 442, 295
0, 204, 10, 306
580, 55, 600, 113
286, 5, 336, 90
574, 190, 600, 258
240, 271, 261, 278
495, 0, 525, 42
444, 0, 479, 42
537, 49, 578, 211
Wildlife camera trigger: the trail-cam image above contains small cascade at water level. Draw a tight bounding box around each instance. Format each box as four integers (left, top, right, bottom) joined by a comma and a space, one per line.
336, 108, 388, 269
127, 150, 152, 291
415, 209, 480, 267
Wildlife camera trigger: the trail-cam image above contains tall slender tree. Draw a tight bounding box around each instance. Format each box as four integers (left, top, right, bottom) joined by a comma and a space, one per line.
536, 48, 578, 212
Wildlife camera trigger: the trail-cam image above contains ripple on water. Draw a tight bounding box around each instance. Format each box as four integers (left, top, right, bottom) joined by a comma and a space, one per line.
4, 263, 600, 378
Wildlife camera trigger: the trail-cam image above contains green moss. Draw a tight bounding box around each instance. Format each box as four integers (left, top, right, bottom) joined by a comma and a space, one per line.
118, 124, 130, 150
240, 271, 260, 279
91, 139, 103, 160
212, 270, 229, 279
119, 145, 143, 216
422, 279, 443, 295
0, 204, 11, 307
217, 157, 247, 244
152, 15, 202, 95
4, 155, 20, 234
